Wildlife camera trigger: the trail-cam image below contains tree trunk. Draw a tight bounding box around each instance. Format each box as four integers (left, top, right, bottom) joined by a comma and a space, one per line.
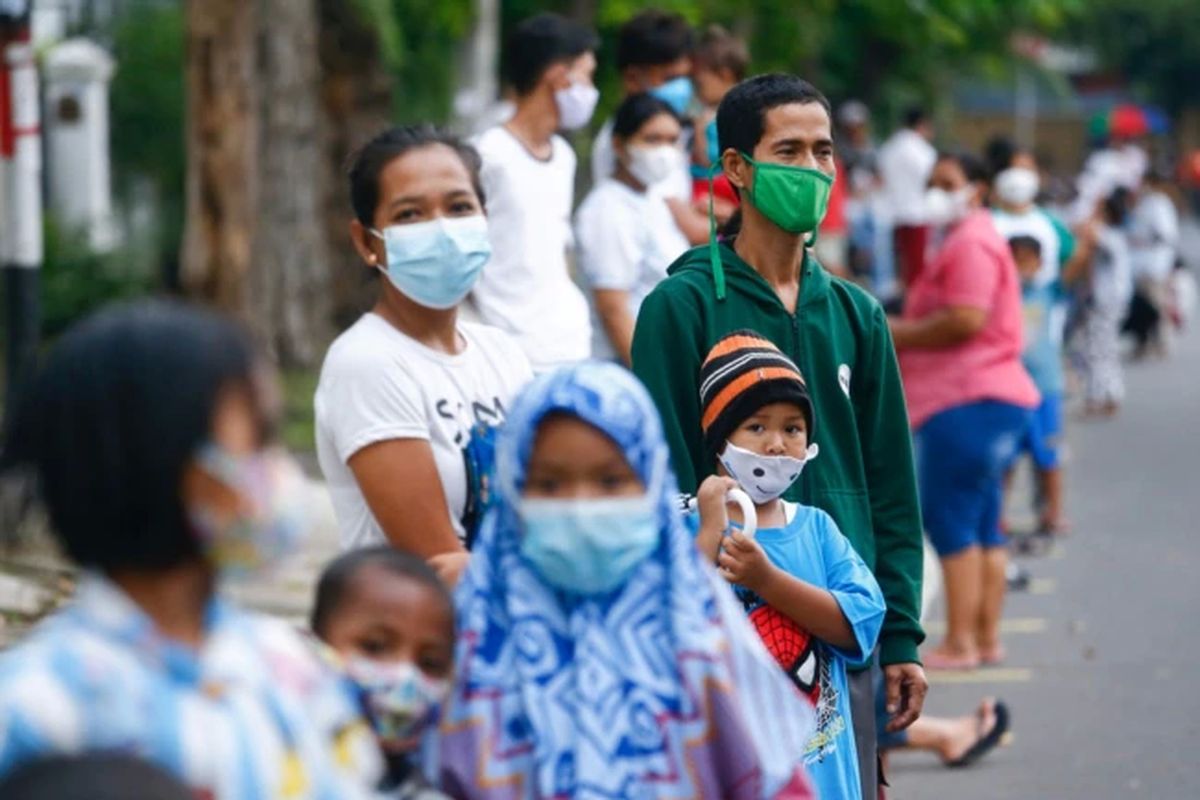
182, 0, 333, 366
181, 0, 257, 315
317, 0, 393, 331
252, 0, 332, 365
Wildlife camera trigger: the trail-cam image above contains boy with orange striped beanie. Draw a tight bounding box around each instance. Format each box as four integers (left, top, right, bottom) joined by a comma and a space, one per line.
693, 330, 885, 800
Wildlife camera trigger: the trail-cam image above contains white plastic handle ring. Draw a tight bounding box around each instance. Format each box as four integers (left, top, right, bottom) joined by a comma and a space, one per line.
727, 488, 757, 540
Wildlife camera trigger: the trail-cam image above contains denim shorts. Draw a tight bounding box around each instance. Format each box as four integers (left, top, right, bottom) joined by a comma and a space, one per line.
1015, 392, 1062, 471
915, 400, 1033, 557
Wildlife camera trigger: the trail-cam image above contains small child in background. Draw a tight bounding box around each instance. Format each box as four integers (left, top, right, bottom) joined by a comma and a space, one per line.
312, 547, 455, 800
693, 331, 885, 800
690, 24, 747, 222
1008, 235, 1069, 537
1069, 190, 1133, 417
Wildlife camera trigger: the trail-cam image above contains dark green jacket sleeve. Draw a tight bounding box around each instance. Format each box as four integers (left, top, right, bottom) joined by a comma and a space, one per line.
856, 305, 926, 666
631, 285, 707, 494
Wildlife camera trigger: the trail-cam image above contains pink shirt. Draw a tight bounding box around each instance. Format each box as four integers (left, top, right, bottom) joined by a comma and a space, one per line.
899, 209, 1040, 430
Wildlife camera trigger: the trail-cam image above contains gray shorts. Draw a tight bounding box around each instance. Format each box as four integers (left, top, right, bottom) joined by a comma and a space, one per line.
848, 664, 878, 799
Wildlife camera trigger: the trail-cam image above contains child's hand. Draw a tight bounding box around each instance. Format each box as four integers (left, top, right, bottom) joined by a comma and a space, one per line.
718, 528, 776, 594
695, 476, 738, 561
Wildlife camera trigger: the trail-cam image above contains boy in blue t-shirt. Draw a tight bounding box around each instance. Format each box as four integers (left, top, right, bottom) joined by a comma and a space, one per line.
692, 330, 885, 800
1008, 235, 1068, 536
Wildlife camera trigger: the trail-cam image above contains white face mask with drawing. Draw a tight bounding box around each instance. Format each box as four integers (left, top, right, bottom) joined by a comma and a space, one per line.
719, 440, 820, 505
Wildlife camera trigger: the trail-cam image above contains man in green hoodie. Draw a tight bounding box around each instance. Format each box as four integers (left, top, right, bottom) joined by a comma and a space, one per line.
632, 73, 926, 796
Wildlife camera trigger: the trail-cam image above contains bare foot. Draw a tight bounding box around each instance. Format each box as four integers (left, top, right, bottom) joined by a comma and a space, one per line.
923, 644, 980, 670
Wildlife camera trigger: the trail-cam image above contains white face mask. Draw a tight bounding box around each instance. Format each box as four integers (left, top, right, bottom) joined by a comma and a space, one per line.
924, 186, 975, 226
719, 440, 820, 505
626, 144, 681, 188
554, 81, 599, 131
994, 167, 1040, 208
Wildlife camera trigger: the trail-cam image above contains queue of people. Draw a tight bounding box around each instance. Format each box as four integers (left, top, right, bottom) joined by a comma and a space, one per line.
0, 5, 1193, 799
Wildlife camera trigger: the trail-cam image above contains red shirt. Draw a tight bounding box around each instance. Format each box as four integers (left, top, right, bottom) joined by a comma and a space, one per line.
899, 209, 1040, 430
820, 158, 848, 235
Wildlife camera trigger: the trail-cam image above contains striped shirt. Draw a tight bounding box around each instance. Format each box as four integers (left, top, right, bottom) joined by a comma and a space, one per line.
0, 574, 384, 798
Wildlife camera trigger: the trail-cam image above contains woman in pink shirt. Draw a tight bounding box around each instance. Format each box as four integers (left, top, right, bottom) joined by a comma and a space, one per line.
889, 151, 1039, 670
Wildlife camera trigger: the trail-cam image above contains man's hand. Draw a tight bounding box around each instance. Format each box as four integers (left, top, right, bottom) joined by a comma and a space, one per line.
717, 528, 776, 593
883, 662, 928, 732
428, 551, 471, 588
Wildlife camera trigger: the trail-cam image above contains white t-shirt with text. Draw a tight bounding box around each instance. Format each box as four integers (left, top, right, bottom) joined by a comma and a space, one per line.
472, 126, 591, 371
575, 178, 690, 359
315, 313, 533, 550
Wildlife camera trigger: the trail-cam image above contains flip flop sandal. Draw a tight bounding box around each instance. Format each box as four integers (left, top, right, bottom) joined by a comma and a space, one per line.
947, 700, 1010, 768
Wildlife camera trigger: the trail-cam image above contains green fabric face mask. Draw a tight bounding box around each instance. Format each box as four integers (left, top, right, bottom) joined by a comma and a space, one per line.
741, 152, 834, 234
704, 153, 833, 300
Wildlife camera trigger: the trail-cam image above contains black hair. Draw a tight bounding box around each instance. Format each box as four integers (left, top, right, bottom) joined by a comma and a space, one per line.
616, 9, 694, 70
1103, 187, 1131, 227
0, 755, 193, 800
716, 73, 831, 160
612, 92, 679, 139
1007, 235, 1042, 258
504, 13, 598, 97
903, 106, 929, 129
936, 149, 989, 185
347, 125, 485, 227
310, 546, 453, 638
984, 135, 1017, 181
1, 301, 258, 573
694, 24, 749, 81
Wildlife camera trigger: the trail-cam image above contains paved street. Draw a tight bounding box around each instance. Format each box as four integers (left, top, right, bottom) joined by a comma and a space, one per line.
890, 324, 1200, 799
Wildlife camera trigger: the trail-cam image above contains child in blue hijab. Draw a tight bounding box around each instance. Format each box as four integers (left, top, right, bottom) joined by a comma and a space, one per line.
437, 362, 817, 799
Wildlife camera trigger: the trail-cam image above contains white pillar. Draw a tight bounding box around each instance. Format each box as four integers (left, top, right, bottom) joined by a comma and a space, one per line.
42, 37, 116, 251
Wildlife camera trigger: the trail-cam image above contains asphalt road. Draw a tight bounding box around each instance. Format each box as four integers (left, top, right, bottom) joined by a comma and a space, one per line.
889, 324, 1200, 799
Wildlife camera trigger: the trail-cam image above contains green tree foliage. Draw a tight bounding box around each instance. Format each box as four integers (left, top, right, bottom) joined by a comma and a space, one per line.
495, 0, 1076, 125
1065, 0, 1200, 114
351, 0, 475, 122
109, 1, 185, 284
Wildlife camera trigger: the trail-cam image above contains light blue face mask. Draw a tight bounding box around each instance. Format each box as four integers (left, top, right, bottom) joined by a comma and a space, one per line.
371, 215, 491, 310
650, 76, 694, 116
518, 494, 660, 595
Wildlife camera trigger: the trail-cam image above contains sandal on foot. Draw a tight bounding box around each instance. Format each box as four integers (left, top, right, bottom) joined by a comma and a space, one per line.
946, 700, 1010, 768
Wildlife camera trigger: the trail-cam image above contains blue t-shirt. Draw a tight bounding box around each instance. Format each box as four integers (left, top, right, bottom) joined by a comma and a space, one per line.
1021, 279, 1067, 396
728, 503, 885, 800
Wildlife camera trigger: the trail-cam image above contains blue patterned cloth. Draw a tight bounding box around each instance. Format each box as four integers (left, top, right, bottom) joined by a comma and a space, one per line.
0, 574, 384, 798
436, 362, 815, 800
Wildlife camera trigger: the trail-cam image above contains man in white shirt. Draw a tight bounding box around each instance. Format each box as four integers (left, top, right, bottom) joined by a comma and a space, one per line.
590, 10, 708, 245
878, 107, 937, 287
472, 13, 599, 372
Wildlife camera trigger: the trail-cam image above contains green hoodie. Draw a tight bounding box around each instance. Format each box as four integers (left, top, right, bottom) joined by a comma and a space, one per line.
632, 243, 924, 667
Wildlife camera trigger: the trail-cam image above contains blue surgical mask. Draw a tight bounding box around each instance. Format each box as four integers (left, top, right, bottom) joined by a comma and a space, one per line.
650, 76, 693, 116
518, 494, 659, 595
370, 215, 491, 309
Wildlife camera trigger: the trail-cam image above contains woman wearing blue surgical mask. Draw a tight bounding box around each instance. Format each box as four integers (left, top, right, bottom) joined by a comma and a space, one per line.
575, 93, 689, 365
437, 362, 817, 800
0, 301, 384, 797
317, 126, 533, 587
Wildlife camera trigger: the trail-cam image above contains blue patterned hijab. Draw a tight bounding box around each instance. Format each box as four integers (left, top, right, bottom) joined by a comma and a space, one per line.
437, 363, 814, 800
